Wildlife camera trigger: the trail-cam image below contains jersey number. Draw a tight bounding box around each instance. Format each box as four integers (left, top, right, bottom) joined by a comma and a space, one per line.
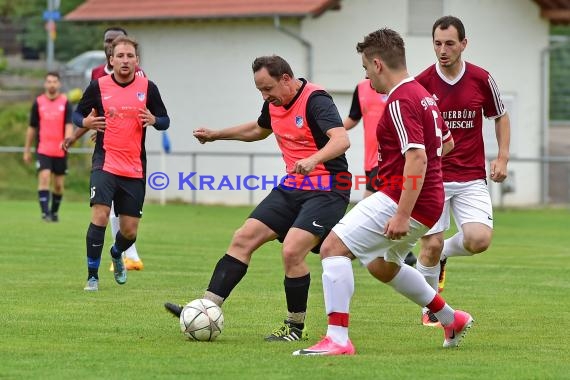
432, 110, 443, 157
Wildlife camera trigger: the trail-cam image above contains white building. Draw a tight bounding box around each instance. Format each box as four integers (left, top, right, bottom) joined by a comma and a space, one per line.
66, 0, 563, 206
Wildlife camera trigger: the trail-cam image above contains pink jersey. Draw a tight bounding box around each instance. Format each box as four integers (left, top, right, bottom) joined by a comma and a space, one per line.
357, 79, 387, 171
377, 77, 449, 228
415, 62, 505, 182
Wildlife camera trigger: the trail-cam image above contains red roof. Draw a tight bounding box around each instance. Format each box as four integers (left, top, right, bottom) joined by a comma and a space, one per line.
65, 0, 341, 22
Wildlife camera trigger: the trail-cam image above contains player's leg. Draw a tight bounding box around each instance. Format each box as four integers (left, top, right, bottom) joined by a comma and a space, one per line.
36, 154, 52, 221
442, 180, 493, 260
109, 178, 145, 285
84, 170, 114, 291
265, 227, 318, 341
49, 157, 67, 222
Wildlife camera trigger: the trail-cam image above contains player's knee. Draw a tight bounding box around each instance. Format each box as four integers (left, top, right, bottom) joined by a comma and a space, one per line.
464, 236, 491, 254
419, 235, 443, 263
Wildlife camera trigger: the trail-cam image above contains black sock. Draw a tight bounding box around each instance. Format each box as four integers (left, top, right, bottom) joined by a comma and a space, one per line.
50, 193, 62, 215
284, 273, 311, 319
206, 254, 248, 299
86, 223, 106, 279
38, 190, 50, 217
111, 231, 136, 259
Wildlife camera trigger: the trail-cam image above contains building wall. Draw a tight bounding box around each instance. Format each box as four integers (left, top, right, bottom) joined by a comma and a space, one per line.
131, 0, 549, 206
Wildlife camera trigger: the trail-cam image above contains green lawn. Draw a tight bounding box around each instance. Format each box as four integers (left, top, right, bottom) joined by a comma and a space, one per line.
0, 201, 568, 379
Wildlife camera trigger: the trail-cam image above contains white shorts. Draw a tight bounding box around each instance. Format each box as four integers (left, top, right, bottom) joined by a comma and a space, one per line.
332, 192, 429, 267
426, 179, 493, 235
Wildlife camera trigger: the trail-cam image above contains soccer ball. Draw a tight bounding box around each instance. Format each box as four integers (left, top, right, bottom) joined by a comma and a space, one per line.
179, 298, 224, 341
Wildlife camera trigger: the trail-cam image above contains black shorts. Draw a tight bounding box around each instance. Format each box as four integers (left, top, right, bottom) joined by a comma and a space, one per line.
36, 153, 67, 175
89, 169, 146, 218
365, 167, 382, 193
249, 186, 349, 253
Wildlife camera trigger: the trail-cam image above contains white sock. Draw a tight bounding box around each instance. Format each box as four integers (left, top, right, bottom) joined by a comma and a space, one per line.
322, 256, 353, 345
433, 303, 455, 326
442, 232, 472, 259
387, 264, 436, 306
110, 203, 140, 261
416, 261, 439, 292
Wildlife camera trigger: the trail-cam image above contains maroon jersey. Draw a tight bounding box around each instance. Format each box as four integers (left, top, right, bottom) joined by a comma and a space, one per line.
91, 63, 145, 81
377, 77, 448, 227
415, 62, 505, 182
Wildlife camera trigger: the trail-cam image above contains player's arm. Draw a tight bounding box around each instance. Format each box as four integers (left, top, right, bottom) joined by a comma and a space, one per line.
193, 121, 272, 144
384, 148, 426, 240
24, 100, 39, 164
293, 127, 350, 175
72, 81, 106, 132
343, 87, 362, 131
142, 81, 170, 130
490, 113, 510, 183
292, 93, 350, 175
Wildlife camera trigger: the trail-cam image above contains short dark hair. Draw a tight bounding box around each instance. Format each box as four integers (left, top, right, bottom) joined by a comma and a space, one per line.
45, 71, 60, 79
104, 26, 128, 36
432, 16, 465, 41
111, 35, 139, 56
252, 55, 294, 79
356, 28, 406, 70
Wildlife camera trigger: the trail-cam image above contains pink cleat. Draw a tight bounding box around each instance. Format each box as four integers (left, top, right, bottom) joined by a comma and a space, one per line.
443, 310, 474, 348
292, 336, 355, 356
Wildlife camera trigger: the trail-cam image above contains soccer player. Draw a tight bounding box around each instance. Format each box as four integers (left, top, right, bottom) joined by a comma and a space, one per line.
165, 55, 351, 342
23, 72, 73, 222
294, 28, 473, 356
415, 16, 510, 326
64, 26, 146, 271
73, 36, 170, 291
344, 79, 417, 267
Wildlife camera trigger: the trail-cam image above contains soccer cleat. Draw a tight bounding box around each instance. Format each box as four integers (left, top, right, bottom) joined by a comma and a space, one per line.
265, 320, 308, 341
438, 258, 447, 292
124, 258, 144, 271
84, 277, 99, 291
422, 310, 442, 327
109, 256, 126, 272
50, 213, 59, 222
42, 214, 52, 222
443, 310, 474, 348
404, 251, 417, 267
164, 302, 183, 318
293, 336, 355, 356
111, 252, 127, 285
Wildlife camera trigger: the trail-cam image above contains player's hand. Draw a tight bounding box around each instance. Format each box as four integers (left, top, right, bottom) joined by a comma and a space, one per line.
90, 132, 97, 142
139, 107, 156, 128
61, 137, 75, 152
23, 151, 32, 164
292, 157, 318, 176
193, 128, 216, 144
384, 213, 410, 240
490, 157, 508, 183
83, 108, 106, 132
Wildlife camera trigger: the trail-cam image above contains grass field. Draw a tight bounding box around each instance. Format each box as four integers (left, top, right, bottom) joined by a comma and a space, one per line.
1, 200, 569, 379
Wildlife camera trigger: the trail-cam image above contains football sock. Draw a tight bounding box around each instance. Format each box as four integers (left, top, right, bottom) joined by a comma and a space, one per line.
442, 232, 472, 259
416, 261, 439, 292
86, 223, 106, 279
38, 190, 50, 217
206, 254, 248, 301
386, 264, 436, 306
50, 193, 62, 215
284, 273, 310, 325
109, 204, 120, 237
426, 294, 455, 326
111, 231, 136, 258
124, 245, 141, 261
322, 257, 353, 346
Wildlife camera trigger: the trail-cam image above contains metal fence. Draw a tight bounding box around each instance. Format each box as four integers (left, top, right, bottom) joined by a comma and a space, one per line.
2, 146, 569, 206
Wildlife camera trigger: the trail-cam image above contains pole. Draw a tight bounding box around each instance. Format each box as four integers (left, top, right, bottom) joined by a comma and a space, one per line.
46, 0, 55, 71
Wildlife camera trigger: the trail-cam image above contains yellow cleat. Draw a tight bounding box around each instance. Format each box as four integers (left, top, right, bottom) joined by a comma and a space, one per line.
438, 258, 447, 293
124, 258, 144, 271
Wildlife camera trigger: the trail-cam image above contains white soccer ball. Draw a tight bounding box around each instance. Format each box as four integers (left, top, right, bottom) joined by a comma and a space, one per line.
179, 298, 224, 341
